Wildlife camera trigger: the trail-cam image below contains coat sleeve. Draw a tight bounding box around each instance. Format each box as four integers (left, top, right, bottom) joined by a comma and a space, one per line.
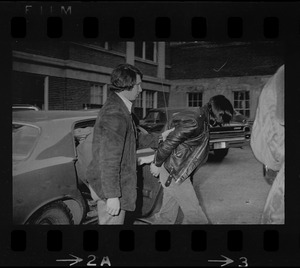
154, 115, 199, 167
92, 111, 127, 199
137, 132, 160, 149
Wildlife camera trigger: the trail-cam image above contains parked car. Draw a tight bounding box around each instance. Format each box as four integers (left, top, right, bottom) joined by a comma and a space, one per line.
13, 104, 41, 111
139, 107, 251, 160
13, 110, 161, 224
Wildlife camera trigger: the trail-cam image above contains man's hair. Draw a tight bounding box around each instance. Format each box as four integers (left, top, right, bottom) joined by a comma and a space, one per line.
209, 95, 234, 124
110, 64, 143, 92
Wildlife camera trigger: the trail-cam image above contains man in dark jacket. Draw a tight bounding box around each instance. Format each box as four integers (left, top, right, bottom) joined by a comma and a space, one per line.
149, 95, 234, 224
86, 64, 172, 224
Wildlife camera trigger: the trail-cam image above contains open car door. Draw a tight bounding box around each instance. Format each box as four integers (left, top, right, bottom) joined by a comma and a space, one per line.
135, 148, 163, 218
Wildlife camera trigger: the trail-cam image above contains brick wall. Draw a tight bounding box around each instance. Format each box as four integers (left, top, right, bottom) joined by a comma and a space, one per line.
49, 76, 66, 110
49, 77, 90, 110
69, 44, 126, 68
13, 40, 68, 59
65, 78, 91, 110
169, 41, 284, 79
12, 71, 44, 109
135, 61, 158, 77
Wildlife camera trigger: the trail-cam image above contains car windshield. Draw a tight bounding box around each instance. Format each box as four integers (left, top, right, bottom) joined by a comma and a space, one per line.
13, 124, 40, 161
144, 111, 167, 123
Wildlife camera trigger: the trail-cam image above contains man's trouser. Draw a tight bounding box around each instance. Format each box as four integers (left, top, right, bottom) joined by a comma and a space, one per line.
152, 164, 209, 224
89, 186, 125, 225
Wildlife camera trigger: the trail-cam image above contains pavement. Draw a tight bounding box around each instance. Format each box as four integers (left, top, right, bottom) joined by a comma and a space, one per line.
193, 145, 272, 224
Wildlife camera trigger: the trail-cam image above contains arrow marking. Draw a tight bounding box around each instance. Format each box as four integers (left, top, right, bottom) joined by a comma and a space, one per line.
208, 255, 234, 267
56, 254, 83, 266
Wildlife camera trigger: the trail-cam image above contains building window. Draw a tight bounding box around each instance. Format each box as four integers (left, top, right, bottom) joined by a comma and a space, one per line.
146, 90, 155, 108
135, 93, 143, 108
135, 42, 157, 62
134, 93, 143, 119
234, 91, 250, 117
90, 84, 104, 105
188, 92, 202, 107
134, 90, 156, 119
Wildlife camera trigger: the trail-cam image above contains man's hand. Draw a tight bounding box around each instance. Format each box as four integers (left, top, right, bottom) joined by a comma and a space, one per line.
150, 162, 161, 177
138, 154, 154, 165
106, 197, 120, 216
161, 127, 175, 141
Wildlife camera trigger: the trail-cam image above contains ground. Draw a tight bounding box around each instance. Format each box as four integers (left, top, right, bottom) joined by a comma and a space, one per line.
193, 145, 271, 224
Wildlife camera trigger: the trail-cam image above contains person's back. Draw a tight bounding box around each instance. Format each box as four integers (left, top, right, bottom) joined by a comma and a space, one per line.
158, 107, 210, 186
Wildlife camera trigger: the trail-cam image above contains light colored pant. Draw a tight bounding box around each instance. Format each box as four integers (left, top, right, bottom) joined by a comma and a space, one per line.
152, 164, 209, 224
89, 185, 125, 225
261, 164, 284, 224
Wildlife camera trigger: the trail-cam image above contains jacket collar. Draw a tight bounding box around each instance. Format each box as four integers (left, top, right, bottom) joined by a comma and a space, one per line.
107, 91, 132, 117
116, 92, 132, 114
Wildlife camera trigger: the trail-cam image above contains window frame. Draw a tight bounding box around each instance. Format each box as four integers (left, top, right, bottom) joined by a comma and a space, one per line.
187, 92, 203, 107
134, 42, 158, 63
233, 91, 250, 118
90, 84, 105, 106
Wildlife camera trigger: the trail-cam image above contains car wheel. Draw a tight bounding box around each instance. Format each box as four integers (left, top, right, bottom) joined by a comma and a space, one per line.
28, 201, 74, 225
213, 148, 229, 160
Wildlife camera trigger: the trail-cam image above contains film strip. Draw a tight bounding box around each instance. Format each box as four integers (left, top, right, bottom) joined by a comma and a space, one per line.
1, 1, 300, 267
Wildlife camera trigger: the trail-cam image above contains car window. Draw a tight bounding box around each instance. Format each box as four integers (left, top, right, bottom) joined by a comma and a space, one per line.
13, 124, 40, 160
73, 120, 96, 147
144, 111, 166, 123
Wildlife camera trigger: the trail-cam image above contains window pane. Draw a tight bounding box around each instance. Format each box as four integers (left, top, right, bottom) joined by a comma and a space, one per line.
245, 91, 249, 99
135, 42, 143, 58
145, 42, 154, 61
135, 92, 143, 108
90, 84, 103, 104
146, 91, 154, 108
188, 92, 202, 107
13, 124, 39, 160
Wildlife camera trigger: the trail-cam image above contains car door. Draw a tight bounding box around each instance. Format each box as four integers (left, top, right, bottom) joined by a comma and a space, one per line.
74, 119, 164, 222
136, 148, 163, 218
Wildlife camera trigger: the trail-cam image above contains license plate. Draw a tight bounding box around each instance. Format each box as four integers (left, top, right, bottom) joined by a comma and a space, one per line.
214, 142, 226, 149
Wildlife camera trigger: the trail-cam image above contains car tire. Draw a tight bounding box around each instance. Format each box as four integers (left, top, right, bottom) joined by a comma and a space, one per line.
213, 148, 229, 160
28, 201, 74, 225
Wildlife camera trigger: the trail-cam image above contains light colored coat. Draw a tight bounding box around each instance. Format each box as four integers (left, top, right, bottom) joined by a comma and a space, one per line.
251, 65, 284, 224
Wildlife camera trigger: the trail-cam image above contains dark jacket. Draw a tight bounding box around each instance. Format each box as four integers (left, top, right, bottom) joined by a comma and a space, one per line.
154, 104, 210, 184
86, 92, 139, 211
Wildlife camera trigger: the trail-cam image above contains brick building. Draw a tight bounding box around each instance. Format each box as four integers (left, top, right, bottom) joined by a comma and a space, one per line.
12, 41, 171, 119
12, 40, 283, 121
168, 41, 284, 121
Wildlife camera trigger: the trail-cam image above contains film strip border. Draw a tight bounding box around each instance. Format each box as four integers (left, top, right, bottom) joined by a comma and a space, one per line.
3, 2, 300, 40
5, 227, 300, 266
10, 16, 288, 40
2, 1, 300, 266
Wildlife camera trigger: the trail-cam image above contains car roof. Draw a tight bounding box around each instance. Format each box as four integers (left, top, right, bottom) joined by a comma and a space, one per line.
13, 110, 99, 123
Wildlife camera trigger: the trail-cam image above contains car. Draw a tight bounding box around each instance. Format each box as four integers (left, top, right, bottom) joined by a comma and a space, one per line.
139, 107, 251, 160
13, 104, 40, 111
13, 110, 161, 225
